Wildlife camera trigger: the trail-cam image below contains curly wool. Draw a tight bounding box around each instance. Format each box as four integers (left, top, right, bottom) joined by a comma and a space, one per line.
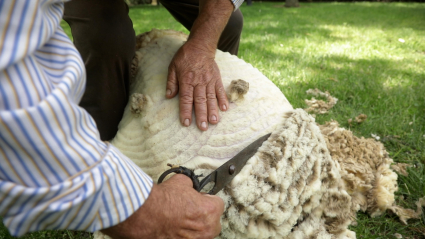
215, 110, 354, 239
305, 89, 338, 115
319, 121, 398, 217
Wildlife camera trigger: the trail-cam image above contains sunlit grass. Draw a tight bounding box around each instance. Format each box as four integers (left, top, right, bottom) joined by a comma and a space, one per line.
3, 2, 425, 238
239, 3, 424, 149
240, 3, 425, 238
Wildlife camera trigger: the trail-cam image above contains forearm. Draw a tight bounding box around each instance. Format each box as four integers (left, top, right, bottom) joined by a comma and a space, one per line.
0, 140, 153, 236
0, 42, 154, 237
0, 0, 153, 236
187, 0, 235, 54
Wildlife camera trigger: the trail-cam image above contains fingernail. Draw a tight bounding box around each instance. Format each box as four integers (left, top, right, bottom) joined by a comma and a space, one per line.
211, 115, 217, 122
166, 89, 171, 96
184, 119, 190, 126
222, 105, 227, 111
201, 121, 207, 129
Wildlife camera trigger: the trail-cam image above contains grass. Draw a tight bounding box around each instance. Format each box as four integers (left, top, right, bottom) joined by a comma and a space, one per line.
2, 2, 425, 238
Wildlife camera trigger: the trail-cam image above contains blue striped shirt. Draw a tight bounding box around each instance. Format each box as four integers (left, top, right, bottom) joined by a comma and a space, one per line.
0, 0, 153, 236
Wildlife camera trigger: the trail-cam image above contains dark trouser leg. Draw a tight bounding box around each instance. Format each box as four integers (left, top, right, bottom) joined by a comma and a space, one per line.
158, 0, 243, 55
63, 0, 135, 141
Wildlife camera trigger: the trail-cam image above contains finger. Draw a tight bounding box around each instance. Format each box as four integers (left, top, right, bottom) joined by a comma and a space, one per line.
166, 64, 178, 98
179, 81, 194, 127
204, 195, 225, 213
166, 174, 194, 188
193, 85, 208, 131
213, 217, 222, 238
215, 77, 228, 112
206, 83, 219, 125
203, 195, 224, 237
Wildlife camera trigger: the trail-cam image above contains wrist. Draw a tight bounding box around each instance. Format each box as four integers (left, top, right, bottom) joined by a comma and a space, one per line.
187, 0, 234, 54
183, 38, 216, 57
101, 184, 162, 239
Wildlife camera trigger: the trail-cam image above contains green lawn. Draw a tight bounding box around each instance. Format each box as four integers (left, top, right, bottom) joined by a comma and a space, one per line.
2, 2, 424, 238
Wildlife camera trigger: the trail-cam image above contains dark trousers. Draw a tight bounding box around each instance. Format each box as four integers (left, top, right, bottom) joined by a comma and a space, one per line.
63, 0, 243, 140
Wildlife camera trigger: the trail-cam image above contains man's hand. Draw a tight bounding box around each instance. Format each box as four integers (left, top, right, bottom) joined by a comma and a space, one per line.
166, 40, 228, 131
165, 0, 234, 131
101, 174, 224, 239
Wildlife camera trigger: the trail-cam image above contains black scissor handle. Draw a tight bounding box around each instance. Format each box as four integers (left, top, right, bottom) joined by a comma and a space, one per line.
157, 166, 201, 191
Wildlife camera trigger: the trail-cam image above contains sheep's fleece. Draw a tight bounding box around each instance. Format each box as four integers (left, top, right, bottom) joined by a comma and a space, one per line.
94, 29, 400, 239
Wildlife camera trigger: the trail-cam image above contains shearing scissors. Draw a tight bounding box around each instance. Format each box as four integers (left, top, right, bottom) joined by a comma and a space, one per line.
158, 133, 271, 195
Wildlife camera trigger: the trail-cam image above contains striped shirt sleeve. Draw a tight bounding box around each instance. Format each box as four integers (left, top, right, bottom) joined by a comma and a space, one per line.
0, 0, 153, 236
230, 0, 244, 10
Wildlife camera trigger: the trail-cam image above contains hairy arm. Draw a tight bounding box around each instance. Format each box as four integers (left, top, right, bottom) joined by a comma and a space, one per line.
189, 0, 235, 53
166, 0, 235, 131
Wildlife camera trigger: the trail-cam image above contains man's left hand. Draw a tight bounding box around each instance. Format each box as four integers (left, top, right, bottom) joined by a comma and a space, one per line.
166, 40, 229, 131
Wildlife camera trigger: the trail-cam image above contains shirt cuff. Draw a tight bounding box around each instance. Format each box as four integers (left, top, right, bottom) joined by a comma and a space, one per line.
230, 0, 244, 10
1, 143, 153, 237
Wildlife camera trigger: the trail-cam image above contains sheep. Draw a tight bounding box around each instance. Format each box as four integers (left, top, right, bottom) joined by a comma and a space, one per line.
112, 29, 293, 179
94, 29, 402, 239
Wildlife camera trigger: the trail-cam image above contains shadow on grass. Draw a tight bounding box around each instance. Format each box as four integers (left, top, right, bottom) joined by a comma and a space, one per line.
239, 2, 425, 147
126, 2, 425, 38
242, 2, 425, 32
244, 43, 424, 143
240, 2, 425, 59
241, 38, 424, 103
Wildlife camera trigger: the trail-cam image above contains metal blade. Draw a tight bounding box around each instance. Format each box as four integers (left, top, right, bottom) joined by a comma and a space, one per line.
199, 133, 271, 195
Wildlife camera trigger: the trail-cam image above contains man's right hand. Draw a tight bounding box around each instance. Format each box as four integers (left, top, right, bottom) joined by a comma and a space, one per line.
101, 174, 224, 239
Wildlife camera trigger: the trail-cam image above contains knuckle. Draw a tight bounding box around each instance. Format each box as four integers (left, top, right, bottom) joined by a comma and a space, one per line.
203, 231, 216, 239
201, 77, 211, 85
180, 94, 193, 103
216, 86, 225, 96
206, 92, 216, 100
180, 72, 195, 83
168, 77, 177, 84
186, 71, 195, 81
186, 208, 201, 220
180, 108, 192, 117
203, 200, 219, 215
194, 95, 207, 104
168, 64, 175, 73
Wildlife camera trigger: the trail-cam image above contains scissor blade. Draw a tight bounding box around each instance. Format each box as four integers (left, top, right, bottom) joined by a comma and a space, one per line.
201, 133, 271, 195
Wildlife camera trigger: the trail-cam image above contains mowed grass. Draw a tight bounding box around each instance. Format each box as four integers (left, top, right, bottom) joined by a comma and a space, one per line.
1, 2, 424, 238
